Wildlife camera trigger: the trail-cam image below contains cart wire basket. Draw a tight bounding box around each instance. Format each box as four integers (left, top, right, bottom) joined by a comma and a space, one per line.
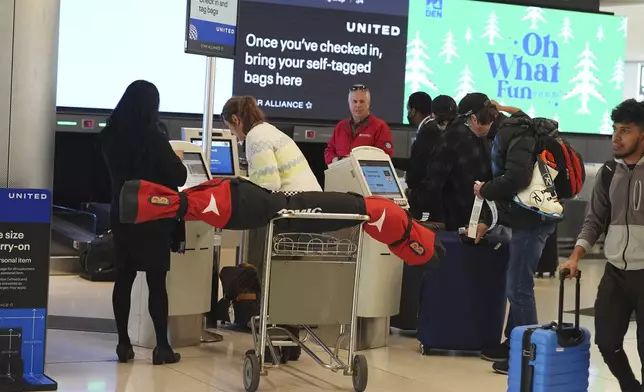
242, 212, 370, 392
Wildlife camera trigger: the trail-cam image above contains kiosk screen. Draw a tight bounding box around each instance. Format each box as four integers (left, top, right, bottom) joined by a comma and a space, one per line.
189, 138, 235, 176
359, 160, 402, 198
182, 152, 209, 188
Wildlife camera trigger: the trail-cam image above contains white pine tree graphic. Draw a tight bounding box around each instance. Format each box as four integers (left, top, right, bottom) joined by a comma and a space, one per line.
562, 42, 606, 115
558, 17, 574, 44
527, 104, 536, 118
405, 31, 438, 92
597, 25, 605, 42
481, 11, 503, 45
610, 57, 625, 90
599, 110, 613, 135
465, 27, 473, 44
521, 7, 546, 30
454, 64, 475, 101
439, 30, 460, 64
618, 17, 628, 38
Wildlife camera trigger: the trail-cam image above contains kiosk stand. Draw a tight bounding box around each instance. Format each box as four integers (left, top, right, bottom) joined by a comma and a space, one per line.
129, 142, 218, 348
182, 128, 242, 272
324, 147, 407, 350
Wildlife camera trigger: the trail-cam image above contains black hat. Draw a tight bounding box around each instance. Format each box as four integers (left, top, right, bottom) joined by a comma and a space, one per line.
458, 92, 490, 116
432, 95, 457, 117
408, 92, 432, 116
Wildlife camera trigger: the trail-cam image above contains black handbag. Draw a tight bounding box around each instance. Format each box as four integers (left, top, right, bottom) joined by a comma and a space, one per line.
79, 232, 116, 282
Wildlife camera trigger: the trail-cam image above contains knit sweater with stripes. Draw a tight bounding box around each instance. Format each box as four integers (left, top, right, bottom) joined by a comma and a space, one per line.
245, 122, 321, 193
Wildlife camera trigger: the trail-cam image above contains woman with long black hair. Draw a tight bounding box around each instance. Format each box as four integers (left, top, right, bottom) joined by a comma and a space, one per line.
101, 80, 186, 365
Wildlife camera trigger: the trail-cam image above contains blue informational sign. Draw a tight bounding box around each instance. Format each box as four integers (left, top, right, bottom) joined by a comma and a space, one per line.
0, 189, 57, 391
185, 0, 239, 58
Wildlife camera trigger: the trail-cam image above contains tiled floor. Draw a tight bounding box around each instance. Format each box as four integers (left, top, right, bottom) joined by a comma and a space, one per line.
46, 259, 639, 391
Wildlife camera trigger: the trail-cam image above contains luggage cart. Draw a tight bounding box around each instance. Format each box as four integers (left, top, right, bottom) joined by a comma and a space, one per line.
243, 212, 370, 392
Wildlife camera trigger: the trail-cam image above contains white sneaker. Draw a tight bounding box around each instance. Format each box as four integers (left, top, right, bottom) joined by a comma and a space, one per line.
514, 160, 563, 218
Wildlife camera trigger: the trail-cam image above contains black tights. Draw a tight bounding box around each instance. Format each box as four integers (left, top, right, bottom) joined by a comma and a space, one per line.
112, 269, 170, 348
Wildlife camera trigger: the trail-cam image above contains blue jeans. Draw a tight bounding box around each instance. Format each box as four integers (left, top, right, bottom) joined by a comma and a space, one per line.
504, 222, 556, 339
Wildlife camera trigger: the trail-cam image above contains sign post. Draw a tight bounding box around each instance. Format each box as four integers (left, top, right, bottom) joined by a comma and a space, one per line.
0, 189, 56, 391
184, 0, 240, 344
184, 0, 240, 170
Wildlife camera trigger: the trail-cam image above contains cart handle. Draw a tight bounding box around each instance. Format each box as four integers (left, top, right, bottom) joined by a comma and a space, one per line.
272, 212, 370, 221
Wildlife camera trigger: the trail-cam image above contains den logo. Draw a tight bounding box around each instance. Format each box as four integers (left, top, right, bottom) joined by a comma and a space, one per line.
425, 0, 443, 18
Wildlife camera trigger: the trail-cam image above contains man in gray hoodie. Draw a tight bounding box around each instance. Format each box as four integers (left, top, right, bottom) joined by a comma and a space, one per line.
560, 99, 644, 392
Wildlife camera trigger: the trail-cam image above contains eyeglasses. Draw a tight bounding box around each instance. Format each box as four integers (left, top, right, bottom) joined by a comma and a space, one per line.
350, 84, 369, 92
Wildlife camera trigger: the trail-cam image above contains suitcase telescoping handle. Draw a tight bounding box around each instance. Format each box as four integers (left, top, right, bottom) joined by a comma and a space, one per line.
557, 268, 582, 331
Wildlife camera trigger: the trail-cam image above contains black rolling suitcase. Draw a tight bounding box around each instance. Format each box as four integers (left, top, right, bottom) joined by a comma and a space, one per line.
391, 221, 444, 332
417, 232, 509, 353
390, 263, 424, 331
535, 228, 558, 278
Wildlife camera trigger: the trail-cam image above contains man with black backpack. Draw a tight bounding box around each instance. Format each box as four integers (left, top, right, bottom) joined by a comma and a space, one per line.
471, 113, 571, 373
560, 99, 644, 392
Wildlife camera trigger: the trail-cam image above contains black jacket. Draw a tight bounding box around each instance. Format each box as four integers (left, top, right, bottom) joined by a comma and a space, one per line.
480, 115, 551, 229
421, 119, 493, 230
406, 120, 443, 217
101, 127, 187, 272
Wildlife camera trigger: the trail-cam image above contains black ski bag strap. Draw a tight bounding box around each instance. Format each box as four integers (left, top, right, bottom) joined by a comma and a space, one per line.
176, 192, 189, 220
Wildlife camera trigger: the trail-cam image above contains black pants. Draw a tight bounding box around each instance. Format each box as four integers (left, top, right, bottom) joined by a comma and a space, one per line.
112, 269, 170, 348
595, 263, 644, 391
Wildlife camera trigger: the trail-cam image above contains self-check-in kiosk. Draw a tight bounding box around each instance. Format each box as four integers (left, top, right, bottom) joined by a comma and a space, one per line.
182, 127, 242, 177
324, 146, 407, 350
129, 141, 217, 348
182, 128, 243, 288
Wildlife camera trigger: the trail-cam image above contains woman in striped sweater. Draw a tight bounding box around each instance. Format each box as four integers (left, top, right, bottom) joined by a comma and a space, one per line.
221, 97, 319, 357
221, 96, 321, 193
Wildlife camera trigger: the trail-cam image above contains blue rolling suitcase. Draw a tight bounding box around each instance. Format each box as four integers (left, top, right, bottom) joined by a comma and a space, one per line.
508, 270, 591, 392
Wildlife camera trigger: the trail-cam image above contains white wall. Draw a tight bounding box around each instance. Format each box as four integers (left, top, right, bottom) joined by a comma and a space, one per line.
601, 4, 644, 101
601, 4, 644, 61
624, 62, 640, 100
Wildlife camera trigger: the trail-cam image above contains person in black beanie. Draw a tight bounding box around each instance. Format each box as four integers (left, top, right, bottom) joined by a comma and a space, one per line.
432, 95, 458, 131
406, 94, 458, 220
406, 91, 433, 130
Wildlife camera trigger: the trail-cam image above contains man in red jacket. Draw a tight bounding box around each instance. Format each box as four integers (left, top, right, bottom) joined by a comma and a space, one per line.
324, 84, 394, 165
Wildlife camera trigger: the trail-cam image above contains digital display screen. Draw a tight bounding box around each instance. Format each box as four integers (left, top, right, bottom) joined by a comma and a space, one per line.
232, 0, 409, 123
405, 1, 626, 133
56, 0, 626, 134
189, 138, 235, 176
359, 160, 402, 197
182, 152, 209, 188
